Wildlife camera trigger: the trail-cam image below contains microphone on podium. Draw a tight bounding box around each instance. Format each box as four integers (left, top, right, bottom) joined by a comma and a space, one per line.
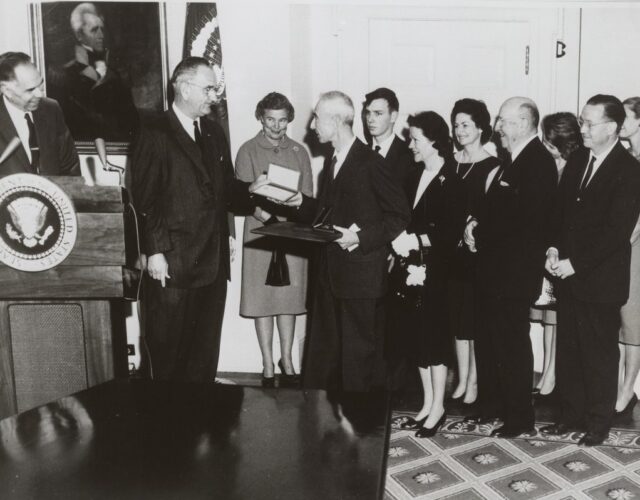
0, 136, 22, 165
94, 138, 124, 173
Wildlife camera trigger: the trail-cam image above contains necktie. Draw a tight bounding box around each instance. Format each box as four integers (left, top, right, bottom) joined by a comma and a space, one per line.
24, 113, 39, 174
579, 156, 596, 191
374, 145, 381, 154
193, 120, 205, 154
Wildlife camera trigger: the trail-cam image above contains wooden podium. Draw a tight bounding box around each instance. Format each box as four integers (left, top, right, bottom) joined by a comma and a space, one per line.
0, 176, 128, 418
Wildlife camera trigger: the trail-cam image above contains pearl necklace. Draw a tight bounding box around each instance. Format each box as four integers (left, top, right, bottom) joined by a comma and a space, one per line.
455, 161, 476, 180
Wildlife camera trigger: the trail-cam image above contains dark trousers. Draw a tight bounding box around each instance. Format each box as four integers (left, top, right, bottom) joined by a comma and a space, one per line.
556, 295, 620, 433
142, 272, 227, 383
475, 296, 534, 428
302, 271, 386, 392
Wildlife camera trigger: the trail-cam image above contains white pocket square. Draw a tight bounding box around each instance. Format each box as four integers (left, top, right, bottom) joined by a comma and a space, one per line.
499, 180, 510, 187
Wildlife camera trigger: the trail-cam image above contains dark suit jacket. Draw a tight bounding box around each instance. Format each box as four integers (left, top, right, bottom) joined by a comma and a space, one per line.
131, 109, 253, 288
406, 162, 467, 279
298, 138, 410, 299
552, 142, 640, 303
0, 97, 80, 176
383, 135, 419, 190
474, 137, 557, 300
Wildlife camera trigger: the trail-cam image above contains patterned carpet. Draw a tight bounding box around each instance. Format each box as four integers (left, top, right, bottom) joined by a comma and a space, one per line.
385, 413, 640, 499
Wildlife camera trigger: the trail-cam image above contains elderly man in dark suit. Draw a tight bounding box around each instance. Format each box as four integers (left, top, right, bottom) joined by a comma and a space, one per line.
464, 97, 557, 437
132, 57, 255, 382
284, 90, 410, 392
0, 52, 79, 176
363, 87, 417, 188
542, 94, 640, 446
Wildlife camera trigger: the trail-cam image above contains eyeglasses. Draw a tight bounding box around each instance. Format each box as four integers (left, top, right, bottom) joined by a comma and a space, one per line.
187, 81, 218, 97
578, 119, 613, 130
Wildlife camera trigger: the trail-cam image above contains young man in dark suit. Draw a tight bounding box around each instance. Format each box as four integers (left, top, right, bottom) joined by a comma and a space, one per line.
464, 97, 557, 437
284, 91, 410, 391
0, 52, 79, 176
542, 94, 640, 446
132, 57, 255, 382
363, 87, 417, 187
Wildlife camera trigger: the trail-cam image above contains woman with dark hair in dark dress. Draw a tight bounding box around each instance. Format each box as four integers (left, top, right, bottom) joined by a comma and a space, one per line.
448, 98, 501, 405
391, 111, 467, 437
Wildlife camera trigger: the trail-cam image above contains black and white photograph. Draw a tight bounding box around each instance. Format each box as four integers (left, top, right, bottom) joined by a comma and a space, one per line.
0, 1, 640, 498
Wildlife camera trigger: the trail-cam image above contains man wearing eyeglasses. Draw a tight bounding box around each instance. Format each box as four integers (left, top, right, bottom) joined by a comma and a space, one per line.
464, 97, 557, 438
131, 57, 257, 382
542, 94, 640, 446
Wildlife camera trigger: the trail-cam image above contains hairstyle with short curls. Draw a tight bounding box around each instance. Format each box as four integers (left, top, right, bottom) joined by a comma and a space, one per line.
254, 92, 295, 122
0, 52, 32, 83
170, 57, 211, 88
586, 94, 626, 133
407, 111, 454, 163
319, 90, 355, 127
623, 96, 640, 120
364, 87, 399, 112
541, 112, 583, 160
450, 98, 492, 146
70, 3, 102, 35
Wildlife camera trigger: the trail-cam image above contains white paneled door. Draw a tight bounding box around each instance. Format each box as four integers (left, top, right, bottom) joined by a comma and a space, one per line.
331, 6, 573, 137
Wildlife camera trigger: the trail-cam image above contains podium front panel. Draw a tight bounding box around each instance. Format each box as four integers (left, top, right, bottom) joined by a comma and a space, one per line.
9, 303, 87, 412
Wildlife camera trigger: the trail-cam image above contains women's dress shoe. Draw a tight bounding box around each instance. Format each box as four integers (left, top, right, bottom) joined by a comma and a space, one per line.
415, 414, 446, 438
261, 375, 276, 388
399, 416, 427, 430
277, 360, 300, 387
615, 393, 638, 415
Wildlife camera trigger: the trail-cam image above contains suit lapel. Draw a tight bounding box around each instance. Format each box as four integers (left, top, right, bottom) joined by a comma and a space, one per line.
583, 142, 625, 191
167, 109, 208, 175
333, 138, 361, 185
0, 98, 29, 168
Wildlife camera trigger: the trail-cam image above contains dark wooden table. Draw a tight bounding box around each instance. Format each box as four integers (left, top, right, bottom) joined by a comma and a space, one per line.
0, 379, 390, 499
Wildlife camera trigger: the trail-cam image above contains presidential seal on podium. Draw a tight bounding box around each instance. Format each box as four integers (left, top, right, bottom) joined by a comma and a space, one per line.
0, 173, 78, 271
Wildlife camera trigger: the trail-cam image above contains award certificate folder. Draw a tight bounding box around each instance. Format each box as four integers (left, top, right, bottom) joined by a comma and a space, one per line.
251, 163, 299, 202
251, 222, 341, 243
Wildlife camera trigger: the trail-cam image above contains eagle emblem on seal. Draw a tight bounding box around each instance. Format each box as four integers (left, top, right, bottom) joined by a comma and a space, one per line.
5, 196, 54, 248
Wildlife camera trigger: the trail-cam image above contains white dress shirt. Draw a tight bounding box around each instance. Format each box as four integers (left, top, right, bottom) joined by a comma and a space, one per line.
3, 96, 33, 163
332, 135, 357, 178
372, 133, 396, 158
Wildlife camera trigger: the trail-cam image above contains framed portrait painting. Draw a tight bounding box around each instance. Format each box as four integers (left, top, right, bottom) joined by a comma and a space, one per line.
29, 1, 170, 153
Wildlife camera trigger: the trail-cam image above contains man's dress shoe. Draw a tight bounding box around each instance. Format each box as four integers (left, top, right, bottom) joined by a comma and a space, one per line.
491, 425, 535, 438
463, 414, 501, 425
578, 431, 608, 447
539, 423, 582, 435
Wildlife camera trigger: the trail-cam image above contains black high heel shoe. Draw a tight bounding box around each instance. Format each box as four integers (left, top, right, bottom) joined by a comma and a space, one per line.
616, 393, 638, 415
399, 416, 427, 430
262, 364, 275, 388
415, 413, 446, 438
278, 360, 300, 387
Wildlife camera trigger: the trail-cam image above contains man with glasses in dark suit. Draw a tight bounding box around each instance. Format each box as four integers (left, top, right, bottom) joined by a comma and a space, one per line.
542, 94, 640, 446
132, 57, 256, 382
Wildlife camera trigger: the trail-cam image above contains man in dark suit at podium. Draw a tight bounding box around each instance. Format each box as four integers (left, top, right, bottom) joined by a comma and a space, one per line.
284, 91, 409, 391
542, 95, 640, 446
132, 57, 254, 383
363, 87, 417, 188
0, 52, 80, 176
